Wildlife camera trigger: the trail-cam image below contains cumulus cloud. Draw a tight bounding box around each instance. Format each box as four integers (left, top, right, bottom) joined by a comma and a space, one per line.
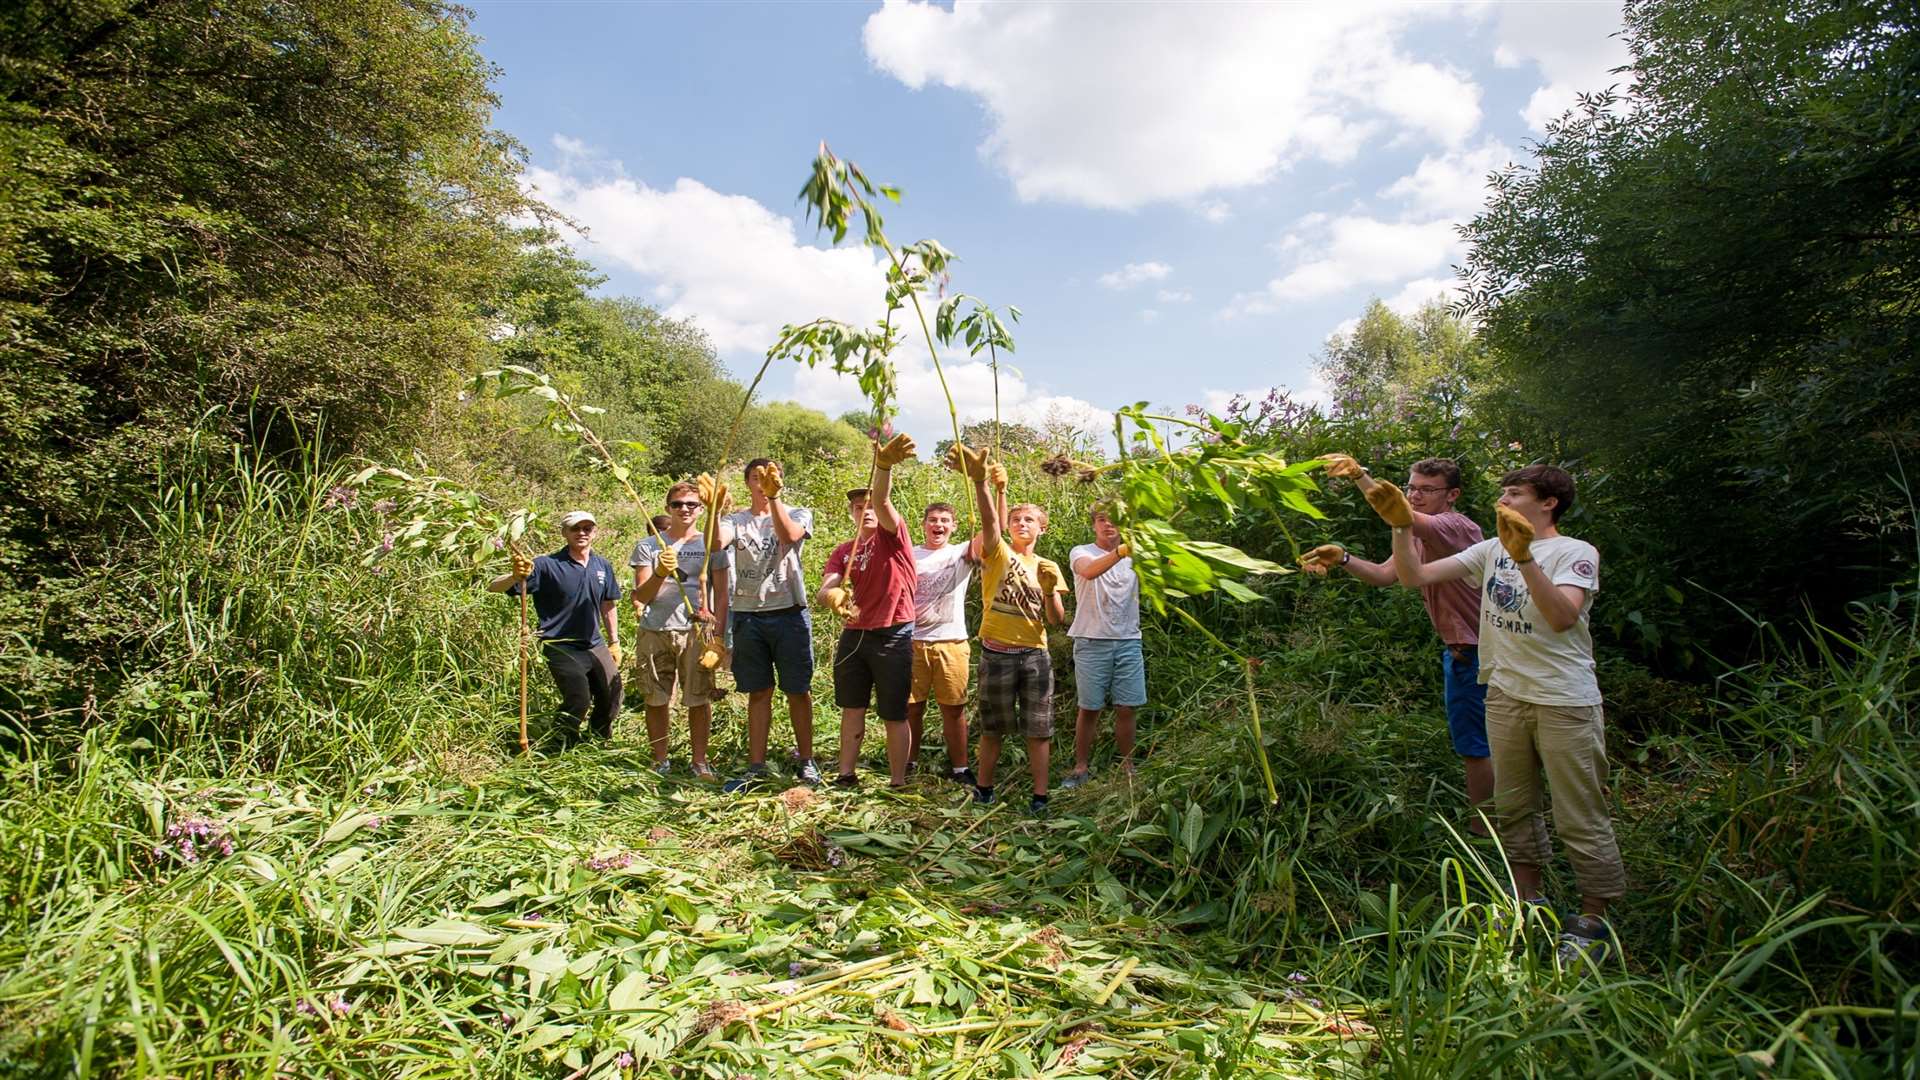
1379, 139, 1516, 221
525, 145, 886, 353
1098, 261, 1172, 290
790, 347, 1113, 445
862, 0, 1482, 209
1195, 200, 1233, 224
1385, 276, 1461, 313
1155, 288, 1192, 304
1492, 1, 1632, 131
1224, 217, 1461, 315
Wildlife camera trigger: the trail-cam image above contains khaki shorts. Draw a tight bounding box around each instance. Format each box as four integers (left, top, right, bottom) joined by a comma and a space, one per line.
633, 628, 717, 709
911, 639, 970, 707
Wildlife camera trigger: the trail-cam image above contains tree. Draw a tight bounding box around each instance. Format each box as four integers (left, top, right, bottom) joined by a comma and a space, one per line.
0, 0, 536, 696
1459, 0, 1919, 651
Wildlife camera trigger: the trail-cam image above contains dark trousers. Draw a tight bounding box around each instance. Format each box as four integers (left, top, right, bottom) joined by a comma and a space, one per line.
544, 642, 623, 738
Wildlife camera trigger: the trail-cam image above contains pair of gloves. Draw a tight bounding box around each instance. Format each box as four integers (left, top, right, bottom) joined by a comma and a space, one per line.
1307, 453, 1535, 565
942, 442, 1009, 490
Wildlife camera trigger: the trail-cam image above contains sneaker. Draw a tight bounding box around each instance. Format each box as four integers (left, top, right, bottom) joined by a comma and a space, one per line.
1058, 770, 1090, 791
832, 773, 860, 790
690, 762, 717, 782
949, 766, 976, 787
722, 762, 771, 794
795, 758, 824, 787
972, 784, 994, 805
1029, 794, 1050, 817
1555, 915, 1615, 968
652, 759, 673, 777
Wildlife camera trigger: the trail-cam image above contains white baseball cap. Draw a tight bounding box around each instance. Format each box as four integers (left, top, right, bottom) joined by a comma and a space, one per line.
559, 510, 598, 529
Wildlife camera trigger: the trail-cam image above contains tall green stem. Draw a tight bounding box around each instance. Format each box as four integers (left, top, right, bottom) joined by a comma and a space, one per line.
1168, 604, 1278, 806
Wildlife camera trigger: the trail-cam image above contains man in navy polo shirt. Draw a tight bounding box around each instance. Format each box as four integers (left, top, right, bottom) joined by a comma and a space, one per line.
489, 509, 625, 745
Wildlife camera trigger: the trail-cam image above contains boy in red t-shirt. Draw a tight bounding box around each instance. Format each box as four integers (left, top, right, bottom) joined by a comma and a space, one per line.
818, 434, 920, 787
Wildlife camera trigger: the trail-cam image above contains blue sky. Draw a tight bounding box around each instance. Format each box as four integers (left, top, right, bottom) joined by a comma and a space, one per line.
470, 1, 1628, 446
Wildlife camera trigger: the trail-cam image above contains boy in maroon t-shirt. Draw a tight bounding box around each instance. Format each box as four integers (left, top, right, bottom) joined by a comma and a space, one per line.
1302, 455, 1492, 834
818, 433, 920, 787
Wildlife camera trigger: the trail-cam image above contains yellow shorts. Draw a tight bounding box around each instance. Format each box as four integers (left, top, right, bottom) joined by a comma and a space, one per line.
633, 628, 717, 709
910, 639, 971, 707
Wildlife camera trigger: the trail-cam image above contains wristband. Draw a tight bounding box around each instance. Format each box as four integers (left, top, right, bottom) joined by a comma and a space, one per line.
1339, 552, 1351, 566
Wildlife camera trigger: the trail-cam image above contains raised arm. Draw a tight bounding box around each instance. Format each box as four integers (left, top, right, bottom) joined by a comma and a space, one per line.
1073, 543, 1130, 581
758, 463, 807, 545
1495, 505, 1585, 633
872, 434, 916, 533
947, 443, 998, 556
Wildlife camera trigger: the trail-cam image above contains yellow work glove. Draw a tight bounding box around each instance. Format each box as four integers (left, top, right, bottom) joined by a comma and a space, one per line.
754, 462, 784, 500
1115, 542, 1131, 560
988, 461, 1008, 492
1496, 504, 1535, 564
1298, 543, 1346, 574
1035, 557, 1063, 595
821, 585, 857, 621
1364, 480, 1415, 528
654, 544, 680, 578
608, 643, 624, 668
510, 550, 534, 579
699, 643, 723, 671
943, 442, 988, 482
1319, 453, 1367, 480
874, 432, 917, 469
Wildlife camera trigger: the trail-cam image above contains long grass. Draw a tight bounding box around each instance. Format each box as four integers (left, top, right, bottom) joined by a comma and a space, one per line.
1, 440, 1916, 1077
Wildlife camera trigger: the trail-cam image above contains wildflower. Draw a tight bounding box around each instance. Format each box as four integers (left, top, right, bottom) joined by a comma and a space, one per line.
328, 994, 351, 1016
323, 486, 357, 510
380, 533, 395, 553
586, 852, 634, 872
296, 998, 321, 1018
614, 1051, 635, 1069
364, 816, 385, 831
491, 535, 506, 550
372, 498, 397, 515
1287, 971, 1309, 983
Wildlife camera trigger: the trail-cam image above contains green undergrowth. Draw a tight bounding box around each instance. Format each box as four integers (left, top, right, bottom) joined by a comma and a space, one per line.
3, 445, 1917, 1077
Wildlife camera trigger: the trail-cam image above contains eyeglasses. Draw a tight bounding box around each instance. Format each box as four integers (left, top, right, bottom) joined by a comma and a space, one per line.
1406, 484, 1452, 496
667, 500, 701, 510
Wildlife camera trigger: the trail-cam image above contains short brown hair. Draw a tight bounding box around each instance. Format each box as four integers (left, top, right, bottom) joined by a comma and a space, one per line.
1410, 458, 1463, 491
1089, 500, 1114, 526
1500, 464, 1576, 522
923, 502, 957, 519
665, 481, 699, 503
1008, 502, 1049, 528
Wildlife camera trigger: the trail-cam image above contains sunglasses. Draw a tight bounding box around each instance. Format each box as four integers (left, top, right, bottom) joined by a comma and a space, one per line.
667, 500, 701, 510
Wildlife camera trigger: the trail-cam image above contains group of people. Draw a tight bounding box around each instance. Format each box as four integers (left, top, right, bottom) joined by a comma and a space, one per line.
486, 434, 1147, 818
486, 439, 1623, 964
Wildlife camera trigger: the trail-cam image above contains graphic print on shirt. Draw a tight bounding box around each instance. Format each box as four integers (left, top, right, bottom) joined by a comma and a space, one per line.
731, 528, 780, 594
914, 550, 967, 626
990, 557, 1044, 624
1483, 554, 1532, 635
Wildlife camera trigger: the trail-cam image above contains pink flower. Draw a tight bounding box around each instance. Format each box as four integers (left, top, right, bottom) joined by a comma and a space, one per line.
614, 1051, 635, 1069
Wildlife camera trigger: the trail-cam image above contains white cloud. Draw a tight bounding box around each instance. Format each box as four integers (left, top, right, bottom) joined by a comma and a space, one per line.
862, 1, 1484, 209
525, 145, 886, 353
1195, 200, 1233, 224
1155, 288, 1192, 304
1379, 138, 1515, 221
789, 347, 1113, 445
1492, 2, 1632, 131
1098, 261, 1172, 289
1385, 276, 1461, 313
1228, 217, 1460, 313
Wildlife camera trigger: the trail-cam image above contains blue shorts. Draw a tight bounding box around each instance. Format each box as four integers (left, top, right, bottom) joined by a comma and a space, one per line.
1442, 645, 1490, 758
1073, 637, 1147, 711
731, 607, 815, 695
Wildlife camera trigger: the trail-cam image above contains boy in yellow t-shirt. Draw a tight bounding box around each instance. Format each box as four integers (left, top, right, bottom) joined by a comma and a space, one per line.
945, 443, 1068, 815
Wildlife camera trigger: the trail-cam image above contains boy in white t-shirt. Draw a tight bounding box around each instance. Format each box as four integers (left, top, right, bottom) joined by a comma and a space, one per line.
1060, 502, 1144, 789
1387, 464, 1623, 967
906, 501, 979, 785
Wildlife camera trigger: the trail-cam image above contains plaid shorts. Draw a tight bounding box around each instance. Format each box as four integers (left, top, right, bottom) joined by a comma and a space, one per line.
977, 646, 1053, 740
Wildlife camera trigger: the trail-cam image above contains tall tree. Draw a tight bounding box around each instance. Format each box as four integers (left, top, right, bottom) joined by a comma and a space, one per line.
1460, 0, 1919, 646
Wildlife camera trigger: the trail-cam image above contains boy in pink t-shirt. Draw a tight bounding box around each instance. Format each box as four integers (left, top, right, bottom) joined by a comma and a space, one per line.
1301, 456, 1491, 833
817, 434, 920, 788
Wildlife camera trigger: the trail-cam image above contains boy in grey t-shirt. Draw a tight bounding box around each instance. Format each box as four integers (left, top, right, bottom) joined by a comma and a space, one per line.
708, 458, 821, 790
1389, 464, 1622, 967
629, 481, 729, 780
1060, 502, 1145, 790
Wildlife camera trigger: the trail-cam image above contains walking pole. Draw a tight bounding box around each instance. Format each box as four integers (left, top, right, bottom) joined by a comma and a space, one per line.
516, 543, 532, 755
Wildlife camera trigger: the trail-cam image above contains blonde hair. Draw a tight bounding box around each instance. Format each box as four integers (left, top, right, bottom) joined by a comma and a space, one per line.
1007, 502, 1049, 528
